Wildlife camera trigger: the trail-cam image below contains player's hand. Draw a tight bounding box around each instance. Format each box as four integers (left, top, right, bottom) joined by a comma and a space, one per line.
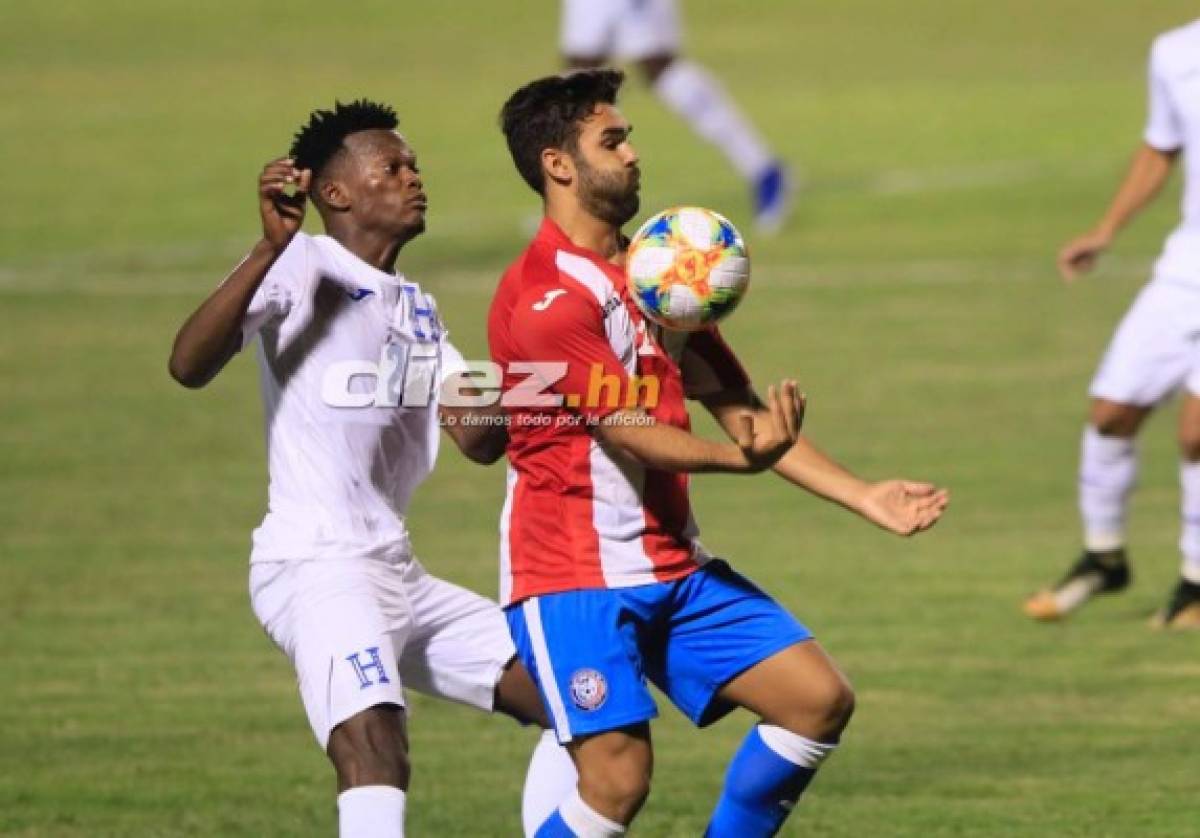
259, 157, 312, 254
733, 380, 804, 473
856, 479, 949, 536
1057, 229, 1112, 282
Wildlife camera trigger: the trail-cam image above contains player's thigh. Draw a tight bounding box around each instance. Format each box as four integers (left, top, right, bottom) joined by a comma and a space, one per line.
616, 0, 682, 61
644, 560, 812, 728
560, 0, 619, 61
717, 640, 855, 738
397, 560, 517, 715
505, 590, 658, 745
249, 560, 407, 750
1090, 279, 1198, 409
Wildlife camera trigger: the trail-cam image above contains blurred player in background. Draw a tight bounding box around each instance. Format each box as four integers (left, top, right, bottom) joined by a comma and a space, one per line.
1025, 19, 1200, 629
560, 0, 792, 233
493, 70, 949, 837
168, 100, 549, 837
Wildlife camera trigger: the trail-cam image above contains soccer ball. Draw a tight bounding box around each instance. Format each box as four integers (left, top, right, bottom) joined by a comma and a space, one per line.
626, 206, 751, 332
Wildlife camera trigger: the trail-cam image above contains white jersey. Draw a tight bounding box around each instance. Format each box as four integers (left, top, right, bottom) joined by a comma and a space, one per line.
240, 232, 466, 563
1145, 20, 1200, 284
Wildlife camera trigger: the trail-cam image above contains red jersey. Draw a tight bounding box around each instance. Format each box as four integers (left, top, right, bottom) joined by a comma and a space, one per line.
488, 219, 750, 605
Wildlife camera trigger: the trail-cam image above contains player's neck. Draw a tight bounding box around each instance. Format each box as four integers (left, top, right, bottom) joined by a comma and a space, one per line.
546, 203, 623, 261
327, 227, 408, 275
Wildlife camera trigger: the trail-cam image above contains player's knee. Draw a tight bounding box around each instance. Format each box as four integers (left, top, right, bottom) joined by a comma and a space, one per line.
637, 53, 677, 84
777, 672, 856, 739
1179, 427, 1200, 462
576, 746, 652, 820
327, 705, 410, 789
578, 768, 651, 822
1089, 401, 1147, 438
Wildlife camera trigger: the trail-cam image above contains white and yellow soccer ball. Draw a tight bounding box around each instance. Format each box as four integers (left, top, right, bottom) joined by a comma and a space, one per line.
625, 206, 751, 332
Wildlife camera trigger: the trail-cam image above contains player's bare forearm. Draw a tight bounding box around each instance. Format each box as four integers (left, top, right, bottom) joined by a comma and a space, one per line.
702, 388, 865, 508
440, 403, 508, 465
1058, 144, 1178, 280
597, 381, 801, 475
1094, 143, 1178, 238
594, 412, 748, 473
168, 239, 280, 388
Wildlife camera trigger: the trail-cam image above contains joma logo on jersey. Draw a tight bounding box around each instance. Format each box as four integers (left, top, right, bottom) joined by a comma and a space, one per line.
323, 354, 661, 410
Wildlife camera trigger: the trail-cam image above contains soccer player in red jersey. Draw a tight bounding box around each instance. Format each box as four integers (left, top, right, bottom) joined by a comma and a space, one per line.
489, 70, 949, 837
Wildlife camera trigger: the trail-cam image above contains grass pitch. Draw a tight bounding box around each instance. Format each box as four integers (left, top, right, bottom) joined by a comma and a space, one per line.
3, 1, 1199, 835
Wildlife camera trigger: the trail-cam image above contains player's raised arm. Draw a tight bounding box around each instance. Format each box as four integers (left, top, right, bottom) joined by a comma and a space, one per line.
700, 386, 948, 537
168, 158, 311, 387
1057, 143, 1179, 281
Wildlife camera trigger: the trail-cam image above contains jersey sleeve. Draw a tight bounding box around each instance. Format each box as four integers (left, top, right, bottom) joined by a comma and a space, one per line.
678, 326, 751, 399
239, 235, 308, 349
510, 286, 632, 421
1144, 37, 1184, 152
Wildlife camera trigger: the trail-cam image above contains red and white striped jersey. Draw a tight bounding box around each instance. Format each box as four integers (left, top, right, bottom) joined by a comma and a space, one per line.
488, 219, 750, 605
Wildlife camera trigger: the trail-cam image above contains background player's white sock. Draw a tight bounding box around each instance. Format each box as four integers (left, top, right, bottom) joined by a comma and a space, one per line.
523, 729, 578, 836
338, 785, 406, 838
1078, 426, 1137, 552
652, 59, 773, 182
1179, 460, 1200, 584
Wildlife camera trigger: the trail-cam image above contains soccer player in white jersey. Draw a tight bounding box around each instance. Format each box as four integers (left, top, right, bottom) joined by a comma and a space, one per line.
559, 0, 792, 232
168, 100, 550, 836
1024, 19, 1200, 629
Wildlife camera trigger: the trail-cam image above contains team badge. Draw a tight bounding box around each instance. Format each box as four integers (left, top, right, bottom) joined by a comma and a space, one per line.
569, 668, 608, 711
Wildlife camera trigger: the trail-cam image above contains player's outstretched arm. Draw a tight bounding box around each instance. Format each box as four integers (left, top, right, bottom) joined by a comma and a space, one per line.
701, 388, 948, 536
168, 158, 311, 388
595, 380, 802, 475
1057, 143, 1178, 281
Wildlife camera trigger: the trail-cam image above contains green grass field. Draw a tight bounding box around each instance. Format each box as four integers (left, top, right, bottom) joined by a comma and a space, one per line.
4, 1, 1200, 834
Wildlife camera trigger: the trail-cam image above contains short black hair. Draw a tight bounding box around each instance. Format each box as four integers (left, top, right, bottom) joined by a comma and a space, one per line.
289, 99, 399, 176
499, 69, 624, 195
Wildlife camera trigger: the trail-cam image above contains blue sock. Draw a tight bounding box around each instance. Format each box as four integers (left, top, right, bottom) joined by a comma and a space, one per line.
705, 725, 835, 837
535, 810, 575, 838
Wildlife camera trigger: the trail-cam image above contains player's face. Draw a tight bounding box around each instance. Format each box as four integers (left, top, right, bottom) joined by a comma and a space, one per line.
341, 130, 428, 240
571, 104, 640, 226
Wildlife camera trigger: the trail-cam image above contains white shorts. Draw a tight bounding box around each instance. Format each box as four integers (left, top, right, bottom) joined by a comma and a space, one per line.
249, 556, 516, 749
1089, 277, 1200, 406
560, 0, 681, 60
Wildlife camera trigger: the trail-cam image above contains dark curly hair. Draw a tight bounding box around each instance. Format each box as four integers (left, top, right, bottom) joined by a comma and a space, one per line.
499, 69, 625, 195
289, 99, 399, 176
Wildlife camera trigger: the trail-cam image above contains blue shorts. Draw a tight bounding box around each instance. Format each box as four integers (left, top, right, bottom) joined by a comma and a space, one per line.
505, 560, 812, 743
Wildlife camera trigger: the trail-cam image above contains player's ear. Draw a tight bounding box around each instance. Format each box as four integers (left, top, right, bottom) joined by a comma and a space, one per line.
542, 147, 574, 189
320, 178, 351, 212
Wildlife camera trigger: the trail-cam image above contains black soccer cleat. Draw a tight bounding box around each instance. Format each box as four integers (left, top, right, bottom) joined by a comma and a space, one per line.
1151, 577, 1200, 630
1024, 549, 1130, 621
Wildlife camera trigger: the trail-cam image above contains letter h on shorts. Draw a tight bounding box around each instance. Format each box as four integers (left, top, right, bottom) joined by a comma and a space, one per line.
346, 647, 392, 689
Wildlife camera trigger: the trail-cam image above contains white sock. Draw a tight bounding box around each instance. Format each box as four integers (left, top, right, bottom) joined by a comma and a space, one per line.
757, 724, 837, 768
558, 789, 626, 837
1180, 461, 1200, 584
523, 729, 578, 836
338, 785, 406, 838
1078, 426, 1137, 552
652, 59, 773, 181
